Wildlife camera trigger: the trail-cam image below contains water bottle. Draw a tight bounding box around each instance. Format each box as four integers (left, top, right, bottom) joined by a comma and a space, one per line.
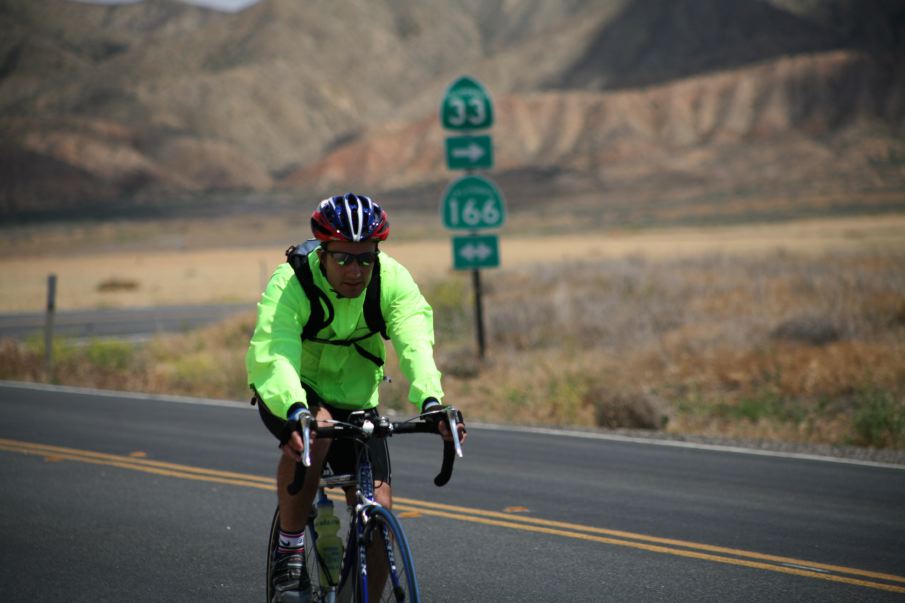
314, 490, 344, 586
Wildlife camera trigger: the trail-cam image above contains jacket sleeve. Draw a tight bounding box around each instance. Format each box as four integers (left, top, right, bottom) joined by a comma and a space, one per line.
381, 258, 444, 407
245, 263, 309, 419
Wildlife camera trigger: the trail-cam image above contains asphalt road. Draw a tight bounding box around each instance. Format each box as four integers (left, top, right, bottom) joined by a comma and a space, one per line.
1, 382, 904, 602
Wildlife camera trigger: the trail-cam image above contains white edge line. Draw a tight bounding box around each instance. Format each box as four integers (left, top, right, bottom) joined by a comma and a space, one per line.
0, 380, 250, 410
3, 380, 902, 470
468, 421, 905, 471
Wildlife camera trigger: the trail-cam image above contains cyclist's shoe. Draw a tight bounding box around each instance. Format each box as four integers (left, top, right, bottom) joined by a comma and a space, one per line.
271, 552, 312, 603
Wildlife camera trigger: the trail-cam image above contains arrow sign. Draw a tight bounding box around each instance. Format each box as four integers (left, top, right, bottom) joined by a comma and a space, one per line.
453, 143, 484, 162
452, 234, 500, 270
460, 241, 493, 261
445, 135, 493, 170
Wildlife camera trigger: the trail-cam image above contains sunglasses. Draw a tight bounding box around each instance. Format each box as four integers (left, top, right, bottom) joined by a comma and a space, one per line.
325, 249, 379, 267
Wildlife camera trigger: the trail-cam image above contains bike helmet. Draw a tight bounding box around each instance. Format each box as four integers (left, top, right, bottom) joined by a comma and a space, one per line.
311, 193, 390, 242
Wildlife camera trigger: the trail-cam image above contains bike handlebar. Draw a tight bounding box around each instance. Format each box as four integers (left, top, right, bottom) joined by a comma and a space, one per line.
292, 407, 464, 492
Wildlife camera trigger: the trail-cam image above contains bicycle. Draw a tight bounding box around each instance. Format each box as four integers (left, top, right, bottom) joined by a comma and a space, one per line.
266, 406, 464, 603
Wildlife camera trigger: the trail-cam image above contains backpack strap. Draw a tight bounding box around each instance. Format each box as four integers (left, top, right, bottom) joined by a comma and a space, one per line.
286, 241, 333, 340
363, 257, 388, 341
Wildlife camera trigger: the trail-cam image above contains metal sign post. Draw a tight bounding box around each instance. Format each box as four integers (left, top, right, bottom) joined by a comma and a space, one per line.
44, 273, 57, 380
471, 268, 486, 359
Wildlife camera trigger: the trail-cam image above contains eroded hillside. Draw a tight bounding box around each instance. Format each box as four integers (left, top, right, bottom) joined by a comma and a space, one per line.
0, 0, 903, 217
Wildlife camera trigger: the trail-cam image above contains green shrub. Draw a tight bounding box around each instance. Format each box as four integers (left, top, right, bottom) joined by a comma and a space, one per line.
850, 387, 905, 448
83, 340, 135, 372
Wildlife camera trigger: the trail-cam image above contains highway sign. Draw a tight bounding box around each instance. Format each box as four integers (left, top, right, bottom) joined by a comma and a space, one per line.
440, 76, 494, 130
452, 234, 500, 270
441, 175, 506, 230
445, 135, 493, 170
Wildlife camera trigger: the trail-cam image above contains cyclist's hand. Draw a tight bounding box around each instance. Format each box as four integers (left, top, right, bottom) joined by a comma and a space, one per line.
281, 406, 314, 462
421, 399, 467, 445
439, 418, 467, 445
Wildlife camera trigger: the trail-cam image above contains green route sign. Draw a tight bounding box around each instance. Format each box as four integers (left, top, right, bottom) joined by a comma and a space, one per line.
440, 76, 494, 131
452, 234, 500, 270
445, 135, 493, 170
441, 175, 506, 230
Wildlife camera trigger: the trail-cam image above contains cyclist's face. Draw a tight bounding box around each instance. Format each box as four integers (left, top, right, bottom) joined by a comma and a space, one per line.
318, 240, 378, 298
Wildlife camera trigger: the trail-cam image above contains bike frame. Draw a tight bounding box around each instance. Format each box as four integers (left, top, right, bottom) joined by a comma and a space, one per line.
309, 431, 404, 602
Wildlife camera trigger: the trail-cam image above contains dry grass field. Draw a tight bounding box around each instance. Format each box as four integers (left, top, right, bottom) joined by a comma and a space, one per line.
1, 214, 902, 313
1, 212, 904, 450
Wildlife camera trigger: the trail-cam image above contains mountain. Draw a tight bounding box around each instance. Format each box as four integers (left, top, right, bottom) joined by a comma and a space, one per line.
0, 0, 903, 219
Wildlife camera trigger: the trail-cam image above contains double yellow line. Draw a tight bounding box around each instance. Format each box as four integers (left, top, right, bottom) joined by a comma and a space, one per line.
2, 437, 903, 594
0, 437, 276, 491
392, 498, 905, 594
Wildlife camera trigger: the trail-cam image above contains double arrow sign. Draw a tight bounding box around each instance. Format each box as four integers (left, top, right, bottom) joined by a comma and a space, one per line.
452, 235, 500, 270
459, 241, 493, 261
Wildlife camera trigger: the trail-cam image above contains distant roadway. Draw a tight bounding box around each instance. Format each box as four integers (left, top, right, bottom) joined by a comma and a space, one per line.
0, 303, 252, 341
1, 381, 904, 601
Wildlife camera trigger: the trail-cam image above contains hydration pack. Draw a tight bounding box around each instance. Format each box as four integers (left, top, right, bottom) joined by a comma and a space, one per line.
285, 240, 388, 367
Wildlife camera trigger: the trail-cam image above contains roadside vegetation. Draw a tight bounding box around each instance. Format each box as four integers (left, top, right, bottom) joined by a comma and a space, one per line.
437, 250, 905, 450
2, 249, 904, 450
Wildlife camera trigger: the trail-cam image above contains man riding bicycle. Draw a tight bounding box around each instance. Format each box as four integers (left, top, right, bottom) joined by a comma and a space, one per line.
246, 193, 465, 603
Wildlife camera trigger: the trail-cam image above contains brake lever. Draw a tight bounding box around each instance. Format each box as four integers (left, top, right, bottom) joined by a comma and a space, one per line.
287, 414, 313, 495
300, 413, 313, 467
444, 406, 464, 459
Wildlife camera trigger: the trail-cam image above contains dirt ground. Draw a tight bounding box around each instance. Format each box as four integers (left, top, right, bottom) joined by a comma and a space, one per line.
1, 214, 903, 313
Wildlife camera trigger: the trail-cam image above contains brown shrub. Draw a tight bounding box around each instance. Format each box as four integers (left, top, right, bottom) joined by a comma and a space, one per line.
97, 278, 140, 292
0, 339, 42, 381
589, 390, 669, 430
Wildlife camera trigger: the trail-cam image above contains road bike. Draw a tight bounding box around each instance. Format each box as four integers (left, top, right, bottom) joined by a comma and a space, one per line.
266, 406, 463, 603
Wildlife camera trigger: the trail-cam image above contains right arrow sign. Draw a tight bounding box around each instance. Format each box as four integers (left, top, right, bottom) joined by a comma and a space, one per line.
452, 234, 500, 270
445, 135, 493, 170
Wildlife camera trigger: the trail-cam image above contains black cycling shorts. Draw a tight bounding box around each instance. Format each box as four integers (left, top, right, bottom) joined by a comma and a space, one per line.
255, 385, 391, 486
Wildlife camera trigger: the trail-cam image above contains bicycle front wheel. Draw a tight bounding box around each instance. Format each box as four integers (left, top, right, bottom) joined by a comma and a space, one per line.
266, 508, 279, 603
361, 507, 420, 603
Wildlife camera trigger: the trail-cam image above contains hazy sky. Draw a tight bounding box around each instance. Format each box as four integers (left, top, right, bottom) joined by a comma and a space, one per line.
69, 0, 261, 12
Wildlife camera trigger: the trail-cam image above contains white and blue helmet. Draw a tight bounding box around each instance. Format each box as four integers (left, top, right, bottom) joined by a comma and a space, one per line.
311, 193, 390, 242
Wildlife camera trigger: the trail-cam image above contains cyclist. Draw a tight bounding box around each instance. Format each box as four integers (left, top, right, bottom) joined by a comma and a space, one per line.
246, 193, 466, 603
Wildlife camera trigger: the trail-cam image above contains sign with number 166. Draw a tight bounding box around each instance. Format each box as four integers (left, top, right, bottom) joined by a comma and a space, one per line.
441, 175, 506, 230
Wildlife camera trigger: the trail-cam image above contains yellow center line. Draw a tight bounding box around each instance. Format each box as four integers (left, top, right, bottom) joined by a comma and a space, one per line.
391, 504, 905, 594
0, 437, 274, 485
2, 437, 903, 594
391, 496, 905, 586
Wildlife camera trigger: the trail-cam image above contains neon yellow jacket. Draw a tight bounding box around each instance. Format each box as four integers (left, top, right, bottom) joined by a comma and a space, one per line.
246, 251, 443, 419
